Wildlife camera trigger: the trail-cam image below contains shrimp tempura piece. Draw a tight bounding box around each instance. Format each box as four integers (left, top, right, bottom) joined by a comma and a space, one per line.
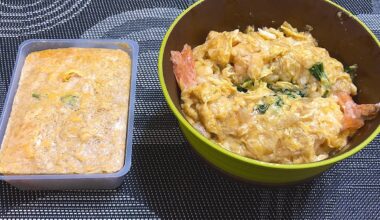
170, 44, 197, 90
336, 92, 380, 131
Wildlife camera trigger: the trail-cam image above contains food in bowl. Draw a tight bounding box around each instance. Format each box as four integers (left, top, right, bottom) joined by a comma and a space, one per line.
0, 48, 131, 174
171, 22, 380, 164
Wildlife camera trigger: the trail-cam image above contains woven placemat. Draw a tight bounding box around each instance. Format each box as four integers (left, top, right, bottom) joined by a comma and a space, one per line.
0, 0, 379, 219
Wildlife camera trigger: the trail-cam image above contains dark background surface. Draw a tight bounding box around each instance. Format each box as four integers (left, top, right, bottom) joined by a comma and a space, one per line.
0, 0, 379, 219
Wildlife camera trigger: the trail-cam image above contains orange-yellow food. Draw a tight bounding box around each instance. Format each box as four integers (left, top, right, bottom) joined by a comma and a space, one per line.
172, 22, 379, 164
0, 48, 131, 174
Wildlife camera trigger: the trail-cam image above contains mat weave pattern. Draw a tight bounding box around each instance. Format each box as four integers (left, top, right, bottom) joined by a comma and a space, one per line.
0, 0, 379, 219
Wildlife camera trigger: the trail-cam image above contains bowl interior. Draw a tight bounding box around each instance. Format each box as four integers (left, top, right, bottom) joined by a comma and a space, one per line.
162, 0, 380, 159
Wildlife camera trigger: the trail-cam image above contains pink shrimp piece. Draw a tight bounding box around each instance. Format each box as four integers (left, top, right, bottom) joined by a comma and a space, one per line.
170, 44, 197, 90
336, 92, 380, 131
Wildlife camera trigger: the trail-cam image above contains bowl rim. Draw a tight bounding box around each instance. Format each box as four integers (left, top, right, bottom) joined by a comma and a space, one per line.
158, 0, 380, 170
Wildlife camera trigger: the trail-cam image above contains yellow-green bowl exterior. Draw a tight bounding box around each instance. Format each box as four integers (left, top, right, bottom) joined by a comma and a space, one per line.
158, 0, 380, 185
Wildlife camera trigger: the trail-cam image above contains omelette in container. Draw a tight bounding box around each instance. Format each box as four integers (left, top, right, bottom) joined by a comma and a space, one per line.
0, 39, 138, 190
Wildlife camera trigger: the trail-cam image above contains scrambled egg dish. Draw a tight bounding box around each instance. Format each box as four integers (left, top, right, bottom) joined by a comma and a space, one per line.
0, 48, 131, 174
171, 22, 379, 164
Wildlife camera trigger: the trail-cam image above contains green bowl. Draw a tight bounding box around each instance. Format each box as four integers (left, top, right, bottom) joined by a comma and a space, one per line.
158, 0, 380, 185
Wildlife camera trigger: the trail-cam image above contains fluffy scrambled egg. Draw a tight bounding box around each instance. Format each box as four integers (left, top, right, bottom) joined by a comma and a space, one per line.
171, 22, 379, 164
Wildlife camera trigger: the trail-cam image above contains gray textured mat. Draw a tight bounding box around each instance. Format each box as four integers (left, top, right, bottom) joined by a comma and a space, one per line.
0, 0, 379, 219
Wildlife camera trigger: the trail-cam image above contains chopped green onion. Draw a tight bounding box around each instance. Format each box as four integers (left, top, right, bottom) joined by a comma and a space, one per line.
275, 96, 284, 107
32, 93, 40, 99
256, 103, 269, 114
268, 84, 306, 99
60, 95, 79, 109
236, 79, 254, 93
237, 86, 248, 93
309, 62, 331, 97
296, 90, 306, 97
309, 62, 326, 81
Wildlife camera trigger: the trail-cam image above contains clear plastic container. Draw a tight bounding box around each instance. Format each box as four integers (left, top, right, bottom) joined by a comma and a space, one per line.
0, 39, 138, 190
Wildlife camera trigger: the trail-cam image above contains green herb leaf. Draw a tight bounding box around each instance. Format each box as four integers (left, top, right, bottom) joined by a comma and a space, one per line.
296, 90, 306, 97
237, 86, 248, 93
241, 79, 253, 87
309, 62, 331, 98
236, 79, 254, 93
256, 103, 269, 114
268, 84, 306, 99
283, 89, 296, 98
275, 96, 284, 107
32, 93, 40, 99
309, 62, 326, 81
60, 95, 79, 109
322, 91, 329, 98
